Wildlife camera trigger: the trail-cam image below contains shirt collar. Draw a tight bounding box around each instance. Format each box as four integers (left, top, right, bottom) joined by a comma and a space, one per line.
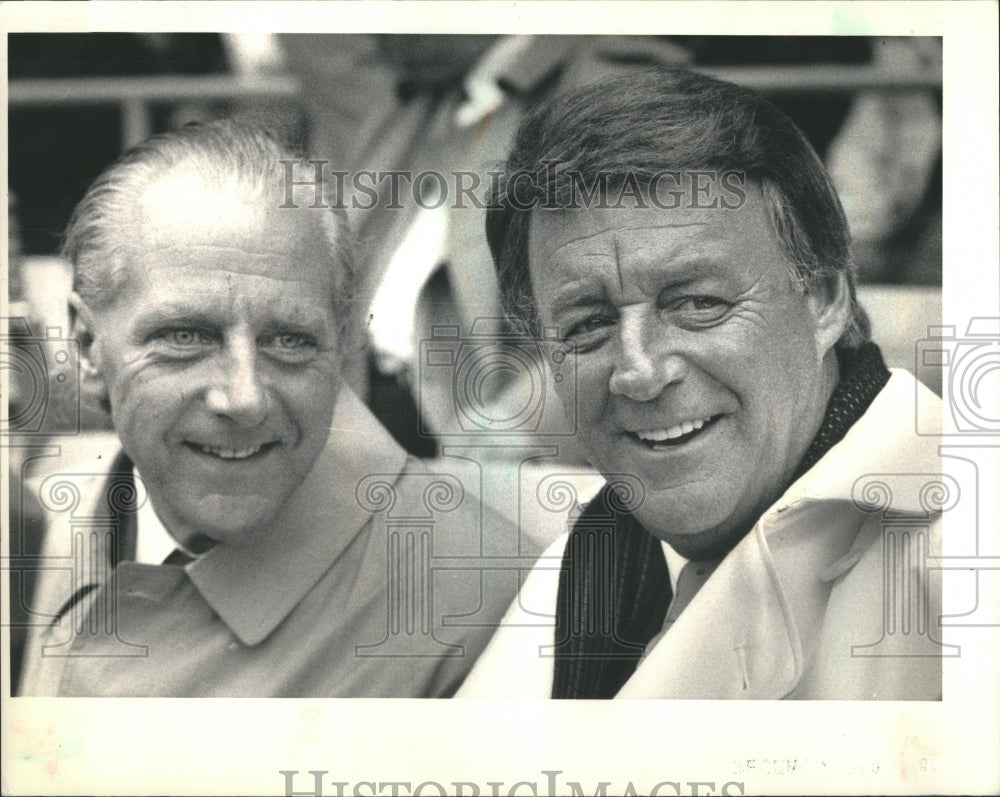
134, 468, 193, 565
660, 541, 689, 595
183, 386, 409, 645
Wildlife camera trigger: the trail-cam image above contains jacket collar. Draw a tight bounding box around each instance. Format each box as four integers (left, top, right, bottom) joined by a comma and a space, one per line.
617, 370, 942, 698
774, 369, 941, 513
182, 386, 409, 645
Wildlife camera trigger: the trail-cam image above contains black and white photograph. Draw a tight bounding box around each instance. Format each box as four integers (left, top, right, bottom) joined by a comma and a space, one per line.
2, 2, 998, 795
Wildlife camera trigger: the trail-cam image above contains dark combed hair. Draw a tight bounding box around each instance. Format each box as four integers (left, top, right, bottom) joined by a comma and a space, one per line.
486, 67, 870, 347
63, 118, 357, 343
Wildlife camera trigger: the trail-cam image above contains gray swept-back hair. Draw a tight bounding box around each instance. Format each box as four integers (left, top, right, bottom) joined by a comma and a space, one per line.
486, 67, 870, 348
63, 118, 357, 342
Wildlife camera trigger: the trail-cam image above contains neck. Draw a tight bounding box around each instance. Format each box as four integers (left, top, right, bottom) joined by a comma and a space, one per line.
661, 342, 887, 561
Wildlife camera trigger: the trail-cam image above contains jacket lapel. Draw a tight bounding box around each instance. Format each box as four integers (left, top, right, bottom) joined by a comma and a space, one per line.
616, 525, 803, 699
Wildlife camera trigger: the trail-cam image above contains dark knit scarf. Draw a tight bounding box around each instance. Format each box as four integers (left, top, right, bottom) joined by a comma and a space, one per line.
551, 342, 890, 699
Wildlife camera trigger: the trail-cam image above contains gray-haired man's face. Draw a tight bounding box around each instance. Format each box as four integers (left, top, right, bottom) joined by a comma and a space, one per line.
74, 171, 344, 547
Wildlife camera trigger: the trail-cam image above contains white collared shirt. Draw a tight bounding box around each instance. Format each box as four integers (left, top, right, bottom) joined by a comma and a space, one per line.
662, 541, 689, 596
133, 468, 195, 565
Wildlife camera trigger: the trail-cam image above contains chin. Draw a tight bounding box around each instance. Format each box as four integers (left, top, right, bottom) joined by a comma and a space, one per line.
180, 493, 282, 543
634, 493, 748, 559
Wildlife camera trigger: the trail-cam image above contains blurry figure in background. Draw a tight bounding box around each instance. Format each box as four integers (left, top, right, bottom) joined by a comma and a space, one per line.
277, 34, 942, 460
278, 34, 692, 461
826, 37, 942, 285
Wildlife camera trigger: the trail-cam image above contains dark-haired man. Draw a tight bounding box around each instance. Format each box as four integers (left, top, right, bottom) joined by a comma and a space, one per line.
18, 120, 518, 696
458, 68, 945, 700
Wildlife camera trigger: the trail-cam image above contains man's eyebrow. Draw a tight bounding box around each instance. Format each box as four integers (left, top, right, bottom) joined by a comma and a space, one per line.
549, 280, 607, 311
631, 256, 742, 294
129, 310, 222, 341
257, 310, 332, 333
130, 298, 221, 320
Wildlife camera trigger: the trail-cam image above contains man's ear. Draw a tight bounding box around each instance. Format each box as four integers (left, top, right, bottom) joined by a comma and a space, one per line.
806, 271, 852, 357
68, 292, 103, 383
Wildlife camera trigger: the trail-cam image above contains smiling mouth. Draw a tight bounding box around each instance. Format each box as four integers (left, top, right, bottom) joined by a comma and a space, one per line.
184, 441, 280, 461
630, 415, 722, 449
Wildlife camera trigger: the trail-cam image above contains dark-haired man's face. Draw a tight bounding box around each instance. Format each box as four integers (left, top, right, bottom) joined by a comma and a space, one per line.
73, 173, 344, 548
527, 185, 848, 557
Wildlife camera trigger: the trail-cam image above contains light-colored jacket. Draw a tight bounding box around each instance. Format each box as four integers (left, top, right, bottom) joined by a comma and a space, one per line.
458, 371, 947, 699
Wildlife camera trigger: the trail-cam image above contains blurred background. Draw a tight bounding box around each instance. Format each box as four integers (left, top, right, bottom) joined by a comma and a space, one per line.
3, 32, 945, 692
5, 34, 943, 441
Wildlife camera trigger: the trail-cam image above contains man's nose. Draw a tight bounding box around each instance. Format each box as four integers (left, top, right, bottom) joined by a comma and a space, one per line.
608, 310, 686, 402
205, 337, 270, 426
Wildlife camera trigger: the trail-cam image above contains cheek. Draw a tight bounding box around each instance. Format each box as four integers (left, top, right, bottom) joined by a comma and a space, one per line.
108, 379, 180, 451
283, 371, 340, 428
559, 357, 608, 420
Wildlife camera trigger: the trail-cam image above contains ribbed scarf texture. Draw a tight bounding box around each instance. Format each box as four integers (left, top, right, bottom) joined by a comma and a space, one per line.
551, 342, 891, 699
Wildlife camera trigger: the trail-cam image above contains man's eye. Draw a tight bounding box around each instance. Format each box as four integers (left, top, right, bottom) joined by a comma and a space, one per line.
565, 315, 614, 338
274, 333, 310, 349
681, 296, 727, 310
162, 329, 212, 347
668, 296, 731, 323
263, 332, 319, 361
562, 315, 615, 350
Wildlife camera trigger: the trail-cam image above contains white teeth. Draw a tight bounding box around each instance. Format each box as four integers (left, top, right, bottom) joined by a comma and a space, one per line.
198, 443, 264, 460
636, 416, 713, 443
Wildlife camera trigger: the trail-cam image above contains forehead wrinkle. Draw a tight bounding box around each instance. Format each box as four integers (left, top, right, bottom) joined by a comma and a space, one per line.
613, 231, 624, 295
615, 223, 731, 270
131, 291, 332, 329
540, 218, 712, 261
140, 242, 310, 258
125, 261, 332, 289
